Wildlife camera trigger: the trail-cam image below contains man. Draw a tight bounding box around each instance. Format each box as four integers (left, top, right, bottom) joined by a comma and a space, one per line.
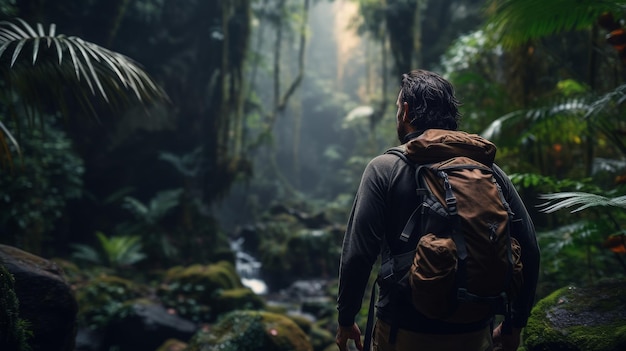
336, 70, 539, 351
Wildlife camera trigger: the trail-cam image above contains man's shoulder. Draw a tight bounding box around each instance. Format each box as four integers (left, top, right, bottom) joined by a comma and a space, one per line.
369, 149, 408, 168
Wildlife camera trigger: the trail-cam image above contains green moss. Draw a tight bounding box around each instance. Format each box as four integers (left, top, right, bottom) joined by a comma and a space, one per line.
287, 314, 313, 334
308, 325, 335, 351
75, 275, 142, 328
0, 264, 31, 351
186, 310, 313, 351
212, 288, 264, 317
171, 261, 242, 291
523, 281, 626, 351
566, 323, 626, 351
155, 338, 187, 351
187, 311, 266, 351
158, 261, 245, 323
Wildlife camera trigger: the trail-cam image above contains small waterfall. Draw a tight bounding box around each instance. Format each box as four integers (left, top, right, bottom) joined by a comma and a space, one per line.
230, 238, 268, 295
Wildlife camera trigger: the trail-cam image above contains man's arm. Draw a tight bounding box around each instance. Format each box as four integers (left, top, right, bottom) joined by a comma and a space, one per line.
493, 164, 540, 328
337, 156, 391, 332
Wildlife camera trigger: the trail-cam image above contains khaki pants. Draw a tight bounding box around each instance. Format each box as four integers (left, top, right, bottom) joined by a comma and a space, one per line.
372, 319, 493, 351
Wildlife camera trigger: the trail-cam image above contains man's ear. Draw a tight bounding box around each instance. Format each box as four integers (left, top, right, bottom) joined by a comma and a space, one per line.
401, 102, 410, 123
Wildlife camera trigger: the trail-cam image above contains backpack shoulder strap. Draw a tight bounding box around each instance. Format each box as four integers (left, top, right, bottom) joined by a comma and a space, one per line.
384, 146, 411, 165
383, 148, 435, 244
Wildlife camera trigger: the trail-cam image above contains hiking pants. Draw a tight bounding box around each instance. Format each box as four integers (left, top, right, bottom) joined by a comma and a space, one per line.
372, 319, 493, 351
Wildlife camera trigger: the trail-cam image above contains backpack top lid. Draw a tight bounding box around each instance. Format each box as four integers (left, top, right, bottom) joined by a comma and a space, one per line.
405, 129, 496, 166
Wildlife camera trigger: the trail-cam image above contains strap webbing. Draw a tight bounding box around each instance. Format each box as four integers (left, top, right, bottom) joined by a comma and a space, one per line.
363, 283, 377, 351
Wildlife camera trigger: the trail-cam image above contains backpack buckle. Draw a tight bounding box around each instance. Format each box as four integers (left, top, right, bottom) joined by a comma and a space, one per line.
440, 172, 458, 214
380, 259, 394, 281
457, 288, 469, 301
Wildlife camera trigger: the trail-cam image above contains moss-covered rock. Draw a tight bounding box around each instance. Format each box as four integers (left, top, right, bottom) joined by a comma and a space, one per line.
523, 279, 626, 351
287, 313, 314, 334
1, 244, 77, 351
0, 264, 31, 351
212, 288, 265, 315
185, 310, 313, 351
158, 261, 247, 322
308, 324, 335, 351
163, 261, 243, 293
75, 275, 144, 328
156, 338, 187, 351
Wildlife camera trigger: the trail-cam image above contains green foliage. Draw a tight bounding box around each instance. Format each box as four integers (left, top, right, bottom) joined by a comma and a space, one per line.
536, 220, 622, 293
75, 275, 142, 329
123, 189, 183, 226
508, 173, 597, 193
0, 1, 16, 17
0, 264, 31, 351
0, 17, 167, 162
158, 261, 245, 322
0, 17, 166, 105
557, 79, 588, 96
0, 120, 83, 252
71, 231, 146, 269
485, 0, 626, 48
119, 188, 183, 261
439, 29, 513, 134
539, 192, 626, 213
158, 280, 212, 323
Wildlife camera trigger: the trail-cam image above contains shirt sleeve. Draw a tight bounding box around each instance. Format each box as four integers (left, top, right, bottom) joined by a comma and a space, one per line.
336, 155, 391, 326
493, 164, 540, 328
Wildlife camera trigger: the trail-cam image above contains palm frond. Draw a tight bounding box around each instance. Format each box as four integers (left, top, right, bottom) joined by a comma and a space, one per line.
0, 18, 167, 104
70, 243, 103, 265
481, 98, 589, 140
485, 0, 626, 48
538, 192, 626, 213
0, 18, 169, 165
0, 119, 19, 163
581, 84, 626, 155
585, 83, 626, 118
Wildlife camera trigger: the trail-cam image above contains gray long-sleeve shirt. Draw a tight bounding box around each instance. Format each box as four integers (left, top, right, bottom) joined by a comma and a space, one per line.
337, 142, 539, 331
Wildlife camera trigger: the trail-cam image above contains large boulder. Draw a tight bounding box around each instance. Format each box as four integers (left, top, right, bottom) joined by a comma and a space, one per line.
73, 275, 199, 351
185, 310, 313, 351
523, 279, 626, 351
0, 263, 30, 351
0, 244, 78, 351
104, 300, 197, 351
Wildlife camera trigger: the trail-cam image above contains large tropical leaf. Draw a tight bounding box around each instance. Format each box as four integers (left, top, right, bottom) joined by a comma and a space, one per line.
538, 191, 626, 213
0, 18, 168, 163
485, 0, 626, 48
481, 98, 589, 144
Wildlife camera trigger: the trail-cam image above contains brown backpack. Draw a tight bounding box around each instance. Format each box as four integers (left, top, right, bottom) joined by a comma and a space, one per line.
384, 130, 523, 324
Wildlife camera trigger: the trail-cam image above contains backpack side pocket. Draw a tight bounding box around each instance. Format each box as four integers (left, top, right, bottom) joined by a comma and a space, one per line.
409, 233, 457, 319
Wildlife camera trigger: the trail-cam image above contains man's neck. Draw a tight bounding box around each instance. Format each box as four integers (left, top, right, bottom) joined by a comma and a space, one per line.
402, 130, 424, 144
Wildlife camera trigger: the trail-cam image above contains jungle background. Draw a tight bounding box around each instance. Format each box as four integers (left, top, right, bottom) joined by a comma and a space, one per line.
1, 0, 626, 350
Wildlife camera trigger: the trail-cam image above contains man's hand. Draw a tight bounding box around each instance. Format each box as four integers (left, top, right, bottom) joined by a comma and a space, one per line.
336, 323, 364, 351
492, 322, 522, 351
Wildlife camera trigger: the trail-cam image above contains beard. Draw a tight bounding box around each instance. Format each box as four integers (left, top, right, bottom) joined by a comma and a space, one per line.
397, 122, 410, 144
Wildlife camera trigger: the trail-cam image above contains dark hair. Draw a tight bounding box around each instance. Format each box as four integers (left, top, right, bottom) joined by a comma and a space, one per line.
399, 69, 461, 131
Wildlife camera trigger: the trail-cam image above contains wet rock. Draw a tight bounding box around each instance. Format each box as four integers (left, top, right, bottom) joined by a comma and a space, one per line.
105, 301, 197, 351
0, 244, 78, 351
523, 279, 626, 351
